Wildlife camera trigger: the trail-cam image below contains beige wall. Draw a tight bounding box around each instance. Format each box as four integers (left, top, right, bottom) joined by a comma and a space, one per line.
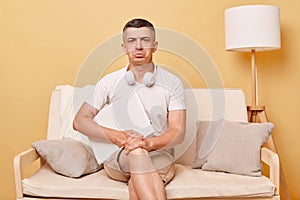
1, 0, 300, 199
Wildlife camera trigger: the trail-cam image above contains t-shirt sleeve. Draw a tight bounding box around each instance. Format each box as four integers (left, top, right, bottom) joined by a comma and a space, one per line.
168, 77, 186, 111
85, 78, 109, 110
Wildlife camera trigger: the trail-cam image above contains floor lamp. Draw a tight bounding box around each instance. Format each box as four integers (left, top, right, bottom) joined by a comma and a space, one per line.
225, 5, 290, 200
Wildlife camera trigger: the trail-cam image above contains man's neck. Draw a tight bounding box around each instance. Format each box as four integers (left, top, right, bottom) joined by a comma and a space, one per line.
129, 63, 155, 83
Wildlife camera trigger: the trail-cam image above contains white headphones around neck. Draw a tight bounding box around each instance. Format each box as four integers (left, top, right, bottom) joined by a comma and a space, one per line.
124, 70, 156, 87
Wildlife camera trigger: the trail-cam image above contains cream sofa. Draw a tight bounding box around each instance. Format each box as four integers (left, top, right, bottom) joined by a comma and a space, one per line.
14, 85, 280, 200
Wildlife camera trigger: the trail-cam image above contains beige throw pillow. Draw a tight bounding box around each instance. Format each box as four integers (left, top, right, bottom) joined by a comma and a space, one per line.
192, 119, 273, 176
32, 137, 101, 178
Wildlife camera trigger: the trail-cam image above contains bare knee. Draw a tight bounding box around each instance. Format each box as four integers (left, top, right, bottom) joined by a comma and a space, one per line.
130, 148, 148, 155
127, 148, 155, 174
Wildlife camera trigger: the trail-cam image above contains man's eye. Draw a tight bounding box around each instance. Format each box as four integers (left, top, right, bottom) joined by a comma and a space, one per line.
142, 38, 150, 42
127, 39, 135, 43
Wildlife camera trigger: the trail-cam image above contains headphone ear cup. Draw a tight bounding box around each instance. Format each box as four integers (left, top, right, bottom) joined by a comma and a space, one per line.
124, 71, 135, 85
143, 72, 155, 87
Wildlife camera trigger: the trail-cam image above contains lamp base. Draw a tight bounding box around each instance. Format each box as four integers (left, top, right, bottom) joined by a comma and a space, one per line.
247, 105, 267, 123
247, 105, 290, 200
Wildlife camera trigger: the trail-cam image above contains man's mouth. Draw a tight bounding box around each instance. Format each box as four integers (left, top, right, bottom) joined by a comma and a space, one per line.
134, 52, 144, 58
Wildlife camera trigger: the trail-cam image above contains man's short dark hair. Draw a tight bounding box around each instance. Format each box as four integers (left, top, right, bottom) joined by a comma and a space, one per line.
123, 18, 155, 33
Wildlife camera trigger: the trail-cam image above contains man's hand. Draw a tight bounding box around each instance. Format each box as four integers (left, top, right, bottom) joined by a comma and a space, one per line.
102, 129, 128, 147
121, 130, 152, 154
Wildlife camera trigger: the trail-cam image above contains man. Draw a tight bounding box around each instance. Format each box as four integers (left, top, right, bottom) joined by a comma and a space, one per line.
73, 18, 186, 200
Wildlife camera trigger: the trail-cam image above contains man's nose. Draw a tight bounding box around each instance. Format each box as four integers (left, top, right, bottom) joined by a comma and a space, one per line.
136, 39, 143, 50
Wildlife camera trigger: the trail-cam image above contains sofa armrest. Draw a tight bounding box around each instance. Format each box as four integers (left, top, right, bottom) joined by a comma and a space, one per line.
13, 148, 42, 199
261, 147, 280, 195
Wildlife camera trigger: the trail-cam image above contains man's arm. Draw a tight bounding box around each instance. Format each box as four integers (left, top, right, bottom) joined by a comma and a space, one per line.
73, 102, 128, 147
123, 109, 186, 153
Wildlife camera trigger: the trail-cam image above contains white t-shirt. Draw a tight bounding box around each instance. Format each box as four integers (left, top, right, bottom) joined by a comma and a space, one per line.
87, 65, 186, 135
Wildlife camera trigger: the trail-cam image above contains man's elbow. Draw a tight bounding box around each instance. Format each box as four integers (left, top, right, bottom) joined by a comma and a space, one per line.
73, 118, 79, 131
73, 114, 83, 131
172, 128, 185, 146
177, 128, 186, 144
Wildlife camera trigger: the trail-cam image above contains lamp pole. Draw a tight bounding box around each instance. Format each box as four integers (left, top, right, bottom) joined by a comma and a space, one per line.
248, 49, 266, 122
251, 49, 258, 107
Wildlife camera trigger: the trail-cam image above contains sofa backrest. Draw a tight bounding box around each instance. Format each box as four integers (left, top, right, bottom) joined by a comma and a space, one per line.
175, 88, 248, 165
46, 85, 248, 166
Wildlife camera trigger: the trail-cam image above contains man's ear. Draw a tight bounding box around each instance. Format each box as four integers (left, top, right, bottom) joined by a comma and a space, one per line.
121, 43, 128, 54
152, 41, 158, 53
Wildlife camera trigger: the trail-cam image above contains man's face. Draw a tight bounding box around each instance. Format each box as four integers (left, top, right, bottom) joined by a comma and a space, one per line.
122, 27, 158, 67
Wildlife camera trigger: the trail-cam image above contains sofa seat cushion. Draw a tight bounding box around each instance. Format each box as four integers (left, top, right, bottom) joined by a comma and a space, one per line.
167, 165, 275, 199
23, 164, 275, 199
23, 164, 129, 199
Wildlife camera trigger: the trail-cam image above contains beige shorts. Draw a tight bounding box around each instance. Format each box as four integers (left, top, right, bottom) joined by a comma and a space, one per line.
104, 148, 175, 184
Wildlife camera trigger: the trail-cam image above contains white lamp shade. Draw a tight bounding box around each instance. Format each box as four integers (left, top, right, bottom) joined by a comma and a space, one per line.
225, 5, 281, 52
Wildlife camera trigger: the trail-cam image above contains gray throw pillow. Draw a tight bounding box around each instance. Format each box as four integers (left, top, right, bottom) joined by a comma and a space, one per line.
192, 119, 273, 176
32, 137, 101, 178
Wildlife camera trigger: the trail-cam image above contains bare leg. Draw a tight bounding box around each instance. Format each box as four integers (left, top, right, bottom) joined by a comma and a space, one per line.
130, 170, 166, 200
128, 178, 139, 200
119, 148, 166, 200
